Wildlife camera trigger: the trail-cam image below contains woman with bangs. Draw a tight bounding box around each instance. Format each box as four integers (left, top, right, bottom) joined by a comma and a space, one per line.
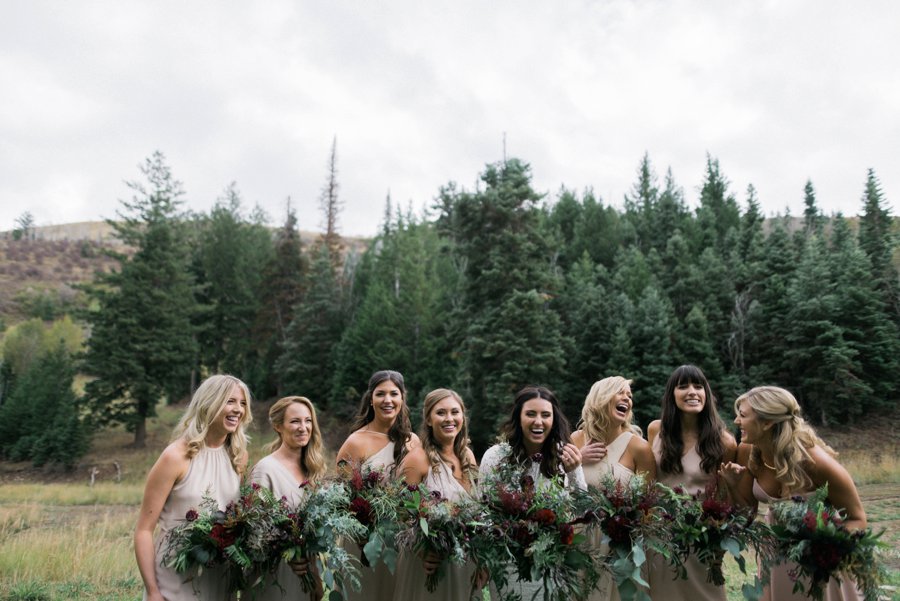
572, 376, 656, 601
336, 370, 420, 601
647, 365, 736, 601
250, 396, 327, 601
135, 374, 253, 601
396, 388, 479, 600
479, 385, 586, 599
722, 386, 865, 600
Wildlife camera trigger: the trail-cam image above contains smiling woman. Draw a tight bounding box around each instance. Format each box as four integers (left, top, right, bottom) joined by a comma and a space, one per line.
133, 374, 253, 601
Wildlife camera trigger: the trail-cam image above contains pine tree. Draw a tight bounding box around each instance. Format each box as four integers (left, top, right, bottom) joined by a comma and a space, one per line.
82, 152, 198, 447
858, 168, 899, 317
694, 156, 741, 255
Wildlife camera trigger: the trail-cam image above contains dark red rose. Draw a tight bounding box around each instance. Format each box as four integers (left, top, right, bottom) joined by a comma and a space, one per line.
251, 482, 260, 491
210, 523, 236, 549
530, 508, 557, 525
604, 514, 633, 546
559, 523, 575, 545
803, 510, 818, 531
366, 470, 383, 486
531, 453, 543, 464
350, 497, 374, 526
185, 509, 199, 522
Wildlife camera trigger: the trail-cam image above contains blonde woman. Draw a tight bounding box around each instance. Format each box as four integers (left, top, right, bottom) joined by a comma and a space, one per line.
572, 376, 656, 601
396, 388, 479, 600
723, 386, 865, 601
135, 374, 252, 601
250, 396, 327, 601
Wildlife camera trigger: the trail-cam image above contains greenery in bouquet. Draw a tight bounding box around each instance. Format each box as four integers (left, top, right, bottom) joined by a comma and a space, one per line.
395, 485, 469, 593
585, 473, 666, 601
161, 483, 282, 594
766, 484, 885, 601
274, 480, 368, 601
475, 447, 600, 601
338, 459, 412, 574
656, 479, 771, 600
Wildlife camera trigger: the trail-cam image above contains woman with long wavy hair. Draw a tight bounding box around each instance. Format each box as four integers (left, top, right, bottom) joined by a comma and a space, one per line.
478, 385, 586, 599
572, 376, 656, 601
249, 396, 327, 601
135, 374, 253, 601
722, 386, 865, 600
646, 365, 736, 601
336, 369, 420, 601
395, 388, 479, 600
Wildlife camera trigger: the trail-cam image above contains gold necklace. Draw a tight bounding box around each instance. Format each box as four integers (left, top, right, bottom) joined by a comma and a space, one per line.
364, 425, 389, 437
762, 457, 777, 470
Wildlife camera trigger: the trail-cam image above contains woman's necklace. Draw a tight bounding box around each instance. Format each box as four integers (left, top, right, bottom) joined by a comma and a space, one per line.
762, 456, 777, 471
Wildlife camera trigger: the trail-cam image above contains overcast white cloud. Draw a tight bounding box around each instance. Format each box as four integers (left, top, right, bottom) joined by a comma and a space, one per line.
2, 0, 898, 236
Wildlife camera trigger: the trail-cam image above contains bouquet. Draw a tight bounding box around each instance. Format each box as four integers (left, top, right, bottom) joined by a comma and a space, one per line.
766, 485, 885, 601
586, 474, 665, 601
657, 479, 770, 596
474, 447, 599, 601
395, 485, 469, 593
274, 480, 368, 598
161, 483, 282, 593
339, 460, 410, 574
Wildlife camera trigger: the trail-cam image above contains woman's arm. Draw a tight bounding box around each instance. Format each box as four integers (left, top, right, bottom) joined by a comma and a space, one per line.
134, 442, 189, 601
718, 442, 756, 509
398, 447, 430, 486
808, 446, 867, 531
628, 437, 657, 482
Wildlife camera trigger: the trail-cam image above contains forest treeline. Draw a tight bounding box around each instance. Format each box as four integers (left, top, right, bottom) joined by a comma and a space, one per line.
1, 148, 898, 466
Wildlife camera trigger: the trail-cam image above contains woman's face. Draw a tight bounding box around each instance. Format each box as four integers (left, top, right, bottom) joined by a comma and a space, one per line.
427, 395, 464, 447
371, 379, 403, 423
211, 383, 247, 438
276, 402, 313, 450
674, 380, 706, 415
734, 401, 768, 445
607, 383, 633, 425
520, 397, 553, 454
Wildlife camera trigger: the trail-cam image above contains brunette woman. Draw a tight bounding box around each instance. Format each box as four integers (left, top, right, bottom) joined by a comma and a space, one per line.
646, 365, 736, 601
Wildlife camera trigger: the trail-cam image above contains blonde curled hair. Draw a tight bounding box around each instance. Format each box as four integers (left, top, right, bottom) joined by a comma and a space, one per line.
734, 386, 836, 493
172, 374, 253, 474
419, 389, 476, 483
577, 376, 639, 444
265, 396, 326, 483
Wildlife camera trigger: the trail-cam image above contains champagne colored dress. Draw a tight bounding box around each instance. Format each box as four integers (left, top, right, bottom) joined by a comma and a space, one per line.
344, 441, 397, 601
248, 454, 307, 601
394, 459, 478, 601
647, 436, 726, 601
753, 480, 862, 601
582, 431, 636, 601
479, 443, 588, 600
146, 445, 239, 601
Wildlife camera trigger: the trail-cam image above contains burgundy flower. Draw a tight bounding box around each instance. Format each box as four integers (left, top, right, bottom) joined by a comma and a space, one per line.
498, 487, 529, 516
530, 508, 557, 525
802, 510, 818, 531
559, 523, 575, 545
604, 514, 633, 546
366, 470, 383, 486
210, 523, 236, 549
350, 497, 374, 526
185, 509, 199, 522
251, 482, 260, 491
701, 497, 732, 522
531, 453, 543, 464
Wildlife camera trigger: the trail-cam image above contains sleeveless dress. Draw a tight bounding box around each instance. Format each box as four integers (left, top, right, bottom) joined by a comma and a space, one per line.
479, 443, 588, 600
146, 445, 240, 601
752, 480, 863, 601
344, 441, 397, 601
394, 459, 478, 600
582, 431, 636, 601
647, 436, 726, 601
248, 454, 307, 601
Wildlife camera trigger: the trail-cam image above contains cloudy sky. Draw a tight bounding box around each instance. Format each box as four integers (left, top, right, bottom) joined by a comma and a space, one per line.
3, 1, 898, 237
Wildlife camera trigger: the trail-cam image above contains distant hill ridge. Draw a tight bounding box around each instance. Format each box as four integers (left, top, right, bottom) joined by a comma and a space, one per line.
0, 221, 362, 246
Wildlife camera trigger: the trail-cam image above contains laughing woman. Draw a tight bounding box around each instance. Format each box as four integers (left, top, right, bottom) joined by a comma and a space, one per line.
479, 385, 586, 599
135, 375, 252, 601
336, 370, 420, 601
572, 376, 656, 601
646, 365, 736, 601
395, 388, 479, 600
250, 396, 327, 601
723, 386, 865, 601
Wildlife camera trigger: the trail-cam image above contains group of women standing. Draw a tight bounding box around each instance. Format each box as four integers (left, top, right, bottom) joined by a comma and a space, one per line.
135, 366, 868, 601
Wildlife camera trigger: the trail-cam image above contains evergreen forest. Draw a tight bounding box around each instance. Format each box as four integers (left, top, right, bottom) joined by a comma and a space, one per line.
2, 149, 898, 463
